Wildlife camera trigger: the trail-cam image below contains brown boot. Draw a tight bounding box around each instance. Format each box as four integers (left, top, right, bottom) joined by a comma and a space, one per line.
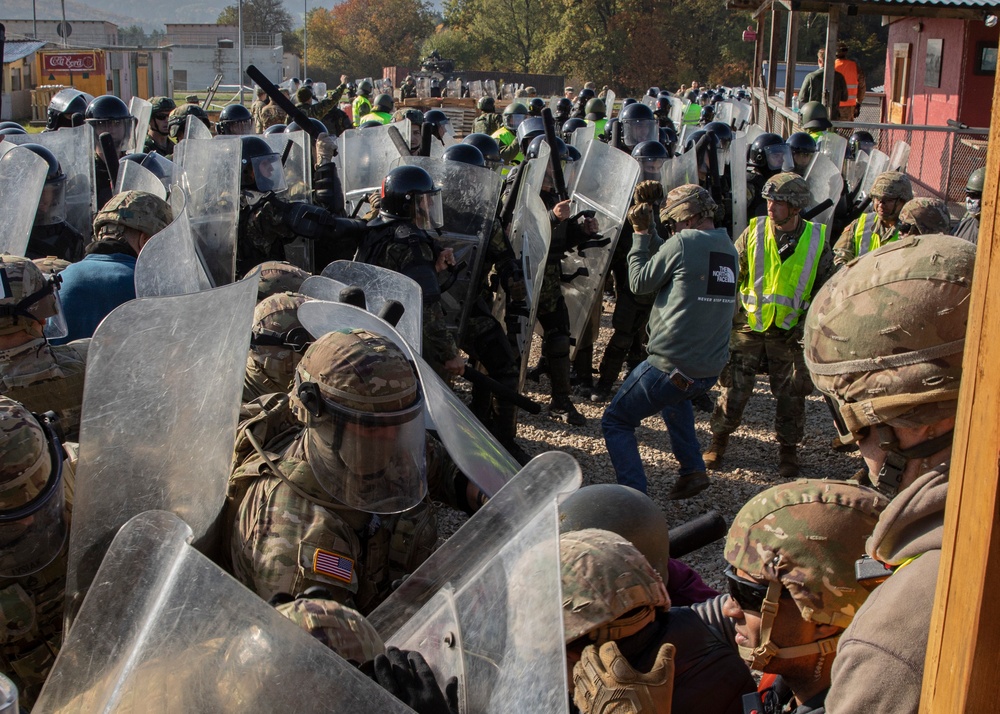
703, 434, 729, 470
778, 445, 800, 479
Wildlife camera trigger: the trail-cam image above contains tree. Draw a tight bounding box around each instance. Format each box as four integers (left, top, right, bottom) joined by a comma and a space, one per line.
444, 0, 559, 73
218, 0, 294, 34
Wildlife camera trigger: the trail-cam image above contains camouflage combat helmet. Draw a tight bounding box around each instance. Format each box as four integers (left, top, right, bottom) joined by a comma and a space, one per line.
761, 172, 812, 208
660, 184, 718, 223
561, 528, 669, 645
93, 190, 173, 241
250, 292, 310, 368
804, 236, 974, 493
167, 103, 211, 139
870, 171, 913, 201
897, 197, 951, 236
725, 479, 887, 669
0, 397, 51, 509
256, 261, 310, 302
149, 96, 176, 115
966, 167, 985, 194
32, 256, 70, 277
0, 255, 58, 335
275, 598, 385, 664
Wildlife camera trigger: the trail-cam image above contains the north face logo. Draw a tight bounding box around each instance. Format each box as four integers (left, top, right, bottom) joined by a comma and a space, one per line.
712, 265, 736, 283
707, 251, 737, 297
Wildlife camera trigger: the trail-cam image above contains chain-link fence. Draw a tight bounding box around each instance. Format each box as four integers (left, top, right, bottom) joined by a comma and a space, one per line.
748, 88, 988, 203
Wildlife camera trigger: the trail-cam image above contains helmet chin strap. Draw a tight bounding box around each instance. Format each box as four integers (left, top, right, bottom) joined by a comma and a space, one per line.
737, 580, 842, 670
872, 425, 954, 497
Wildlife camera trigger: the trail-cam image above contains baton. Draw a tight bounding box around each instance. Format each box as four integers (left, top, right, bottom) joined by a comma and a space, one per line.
246, 65, 322, 140
801, 198, 834, 221
99, 132, 120, 187
668, 510, 727, 558
541, 107, 569, 201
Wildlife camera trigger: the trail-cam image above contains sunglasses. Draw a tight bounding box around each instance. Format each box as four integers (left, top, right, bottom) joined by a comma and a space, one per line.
251, 326, 313, 353
153, 113, 171, 121
724, 566, 793, 612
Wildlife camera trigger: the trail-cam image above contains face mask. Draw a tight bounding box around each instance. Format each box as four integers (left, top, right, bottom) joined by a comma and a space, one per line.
966, 197, 981, 216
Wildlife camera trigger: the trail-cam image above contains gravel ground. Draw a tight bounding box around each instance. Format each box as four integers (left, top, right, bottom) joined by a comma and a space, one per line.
437, 296, 866, 594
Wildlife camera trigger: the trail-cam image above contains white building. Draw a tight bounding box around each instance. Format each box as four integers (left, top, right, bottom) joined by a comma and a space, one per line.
163, 24, 287, 93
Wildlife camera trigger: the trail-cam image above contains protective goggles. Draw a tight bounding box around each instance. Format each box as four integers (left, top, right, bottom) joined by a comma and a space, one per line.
251, 326, 314, 353
724, 565, 790, 612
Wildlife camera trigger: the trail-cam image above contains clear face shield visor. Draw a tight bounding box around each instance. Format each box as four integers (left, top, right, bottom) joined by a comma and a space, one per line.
791, 149, 816, 176
506, 114, 526, 131
35, 177, 68, 226
637, 157, 666, 182
765, 145, 794, 172
0, 430, 66, 577
252, 154, 288, 193
223, 119, 255, 136
848, 141, 875, 162
142, 151, 175, 192
622, 119, 658, 148
299, 380, 428, 514
415, 189, 444, 230
89, 117, 136, 155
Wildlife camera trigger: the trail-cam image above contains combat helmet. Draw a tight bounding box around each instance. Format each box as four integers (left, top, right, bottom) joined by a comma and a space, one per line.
290, 329, 426, 513
240, 136, 286, 193
869, 171, 913, 201
966, 166, 985, 194
477, 96, 496, 114
92, 190, 173, 242
442, 143, 485, 168
800, 101, 832, 130
373, 93, 394, 114
149, 96, 176, 117
85, 95, 136, 154
462, 133, 502, 171
725, 479, 888, 669
528, 97, 546, 117
256, 260, 310, 302
619, 102, 657, 148
168, 103, 212, 140
804, 235, 975, 495
560, 528, 669, 645
217, 104, 254, 135
749, 133, 790, 174
896, 198, 951, 236
502, 102, 528, 131
585, 98, 606, 119
0, 255, 60, 335
378, 165, 443, 230
847, 130, 875, 161
46, 88, 94, 130
249, 292, 311, 371
761, 173, 812, 208
660, 184, 718, 224
275, 597, 385, 664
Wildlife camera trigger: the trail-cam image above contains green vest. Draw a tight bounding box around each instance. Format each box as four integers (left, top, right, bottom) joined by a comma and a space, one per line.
683, 103, 702, 126
352, 96, 372, 126
359, 111, 392, 125
586, 118, 607, 138
852, 211, 898, 259
739, 217, 827, 331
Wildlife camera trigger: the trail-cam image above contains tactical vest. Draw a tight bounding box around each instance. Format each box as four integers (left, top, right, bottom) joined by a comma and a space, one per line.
586, 118, 607, 138
852, 211, 898, 258
0, 339, 88, 440
357, 221, 441, 304
351, 96, 372, 126
739, 217, 826, 331
835, 58, 859, 106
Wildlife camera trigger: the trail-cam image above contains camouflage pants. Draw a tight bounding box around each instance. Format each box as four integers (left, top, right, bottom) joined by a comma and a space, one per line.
709, 329, 814, 446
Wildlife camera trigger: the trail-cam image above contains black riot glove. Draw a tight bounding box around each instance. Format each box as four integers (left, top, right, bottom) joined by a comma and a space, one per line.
282, 201, 367, 241
373, 647, 459, 714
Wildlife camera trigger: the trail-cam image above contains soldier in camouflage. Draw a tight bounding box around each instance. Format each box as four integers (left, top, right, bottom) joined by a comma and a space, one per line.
722, 479, 888, 713
144, 96, 176, 158
243, 292, 312, 403
255, 260, 310, 302
0, 256, 88, 440
274, 596, 385, 665
832, 171, 912, 266
473, 96, 504, 136
561, 528, 756, 714
952, 166, 983, 244
803, 235, 974, 714
250, 86, 270, 134
167, 103, 212, 142
0, 396, 71, 709
258, 91, 290, 133
295, 76, 352, 136
895, 197, 951, 238
228, 329, 478, 615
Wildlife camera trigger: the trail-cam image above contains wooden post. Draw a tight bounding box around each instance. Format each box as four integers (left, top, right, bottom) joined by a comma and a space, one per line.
783, 11, 799, 109
754, 16, 766, 89
767, 4, 781, 96
919, 47, 1000, 713
822, 6, 839, 113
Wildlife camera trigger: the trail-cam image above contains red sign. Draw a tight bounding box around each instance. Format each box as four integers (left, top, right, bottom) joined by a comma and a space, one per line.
42, 52, 100, 73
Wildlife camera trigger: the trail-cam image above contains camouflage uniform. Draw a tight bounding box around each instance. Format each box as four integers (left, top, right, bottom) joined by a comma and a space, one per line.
832, 171, 913, 266
0, 397, 72, 709
243, 292, 310, 403
295, 84, 351, 135
143, 96, 176, 159
275, 598, 385, 664
473, 112, 504, 136
896, 197, 951, 236
255, 260, 310, 303
258, 101, 288, 132
250, 95, 269, 133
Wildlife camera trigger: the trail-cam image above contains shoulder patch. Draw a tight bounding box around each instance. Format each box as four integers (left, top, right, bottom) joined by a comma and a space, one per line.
312, 547, 355, 583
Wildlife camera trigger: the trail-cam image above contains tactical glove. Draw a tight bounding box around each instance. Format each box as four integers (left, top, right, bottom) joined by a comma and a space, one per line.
373, 647, 459, 714
628, 203, 654, 234
633, 180, 665, 206
498, 258, 527, 302
316, 132, 338, 165
573, 641, 675, 714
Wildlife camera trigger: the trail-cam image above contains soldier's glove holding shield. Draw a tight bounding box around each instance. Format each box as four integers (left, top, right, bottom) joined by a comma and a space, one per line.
315, 132, 338, 165
374, 647, 459, 714
633, 180, 665, 207
367, 190, 382, 213
573, 641, 675, 714
628, 203, 654, 234
498, 257, 527, 302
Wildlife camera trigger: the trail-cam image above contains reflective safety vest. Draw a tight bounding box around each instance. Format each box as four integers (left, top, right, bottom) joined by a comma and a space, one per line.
492, 127, 522, 175
351, 96, 372, 126
586, 117, 607, 138
740, 217, 827, 331
683, 103, 702, 126
835, 58, 859, 107
852, 211, 899, 258
359, 111, 392, 125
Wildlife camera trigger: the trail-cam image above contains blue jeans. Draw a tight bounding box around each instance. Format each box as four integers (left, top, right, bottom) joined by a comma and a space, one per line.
601, 361, 717, 493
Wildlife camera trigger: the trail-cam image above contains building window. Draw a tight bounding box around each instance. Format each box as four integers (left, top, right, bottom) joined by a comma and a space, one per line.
10, 68, 21, 92
975, 41, 998, 75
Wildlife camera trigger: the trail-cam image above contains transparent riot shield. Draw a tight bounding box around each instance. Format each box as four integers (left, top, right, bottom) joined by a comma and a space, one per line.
817, 132, 848, 173
417, 77, 432, 99
319, 261, 423, 354
484, 80, 497, 98
0, 146, 47, 256
446, 79, 463, 98
38, 511, 413, 713
125, 96, 153, 155
5, 124, 96, 238
856, 148, 890, 205
185, 113, 213, 141
661, 147, 699, 191
642, 95, 657, 110
172, 137, 241, 285
888, 140, 911, 173
428, 132, 457, 159
715, 101, 734, 127
845, 149, 869, 195
264, 132, 313, 203
297, 300, 519, 496
804, 154, 843, 236
115, 160, 168, 200
571, 125, 593, 151
342, 124, 408, 213
604, 90, 616, 119
469, 80, 484, 99
369, 451, 581, 714
732, 101, 752, 130
562, 141, 641, 358
669, 97, 685, 127
730, 131, 749, 240
64, 277, 258, 628
744, 123, 763, 146
400, 156, 503, 342
135, 198, 213, 297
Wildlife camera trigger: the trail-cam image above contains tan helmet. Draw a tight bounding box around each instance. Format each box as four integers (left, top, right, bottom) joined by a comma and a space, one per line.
660, 184, 717, 224
897, 197, 951, 236
560, 528, 669, 645
249, 291, 311, 382
93, 190, 172, 241
275, 598, 384, 664
256, 261, 310, 302
761, 172, 812, 208
0, 255, 59, 335
0, 397, 51, 509
870, 171, 913, 202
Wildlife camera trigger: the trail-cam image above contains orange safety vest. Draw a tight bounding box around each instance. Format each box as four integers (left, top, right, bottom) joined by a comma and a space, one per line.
835, 58, 859, 107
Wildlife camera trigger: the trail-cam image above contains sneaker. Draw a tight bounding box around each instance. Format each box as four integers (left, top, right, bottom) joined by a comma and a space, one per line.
550, 398, 586, 426
590, 381, 614, 403
667, 471, 711, 500
502, 441, 533, 466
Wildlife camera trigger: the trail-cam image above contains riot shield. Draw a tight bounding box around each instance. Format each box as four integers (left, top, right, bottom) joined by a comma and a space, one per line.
817, 132, 848, 173
571, 125, 593, 151
185, 113, 213, 141
416, 77, 432, 99
845, 149, 869, 195
744, 123, 763, 146
135, 197, 213, 297
660, 147, 700, 190
561, 141, 641, 358
428, 132, 457, 159
64, 277, 257, 627
669, 97, 685, 127
264, 131, 312, 203
484, 80, 497, 98
319, 261, 423, 354
4, 124, 96, 238
369, 451, 581, 714
804, 154, 843, 236
642, 95, 657, 110
856, 149, 890, 205
125, 96, 152, 155
172, 136, 241, 285
469, 80, 484, 99
715, 101, 734, 127
604, 90, 616, 119
0, 146, 47, 256
400, 156, 503, 342
731, 101, 752, 130
888, 140, 911, 172
730, 131, 749, 240
38, 511, 412, 713
297, 300, 519, 496
341, 124, 408, 213
115, 160, 168, 200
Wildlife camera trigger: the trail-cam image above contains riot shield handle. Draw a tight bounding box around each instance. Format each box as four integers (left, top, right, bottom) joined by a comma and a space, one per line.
379, 299, 406, 327
462, 365, 542, 414
498, 161, 526, 234
339, 286, 367, 309
541, 108, 569, 201
246, 65, 321, 140
99, 132, 120, 187
561, 267, 589, 282
802, 198, 834, 221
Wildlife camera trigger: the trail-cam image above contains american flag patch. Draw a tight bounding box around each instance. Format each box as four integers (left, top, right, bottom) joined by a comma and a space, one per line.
313, 548, 355, 583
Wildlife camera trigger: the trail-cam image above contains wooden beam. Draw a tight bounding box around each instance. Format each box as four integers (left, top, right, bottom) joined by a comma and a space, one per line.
784, 10, 799, 109
919, 42, 1000, 714
767, 4, 781, 96
822, 5, 839, 110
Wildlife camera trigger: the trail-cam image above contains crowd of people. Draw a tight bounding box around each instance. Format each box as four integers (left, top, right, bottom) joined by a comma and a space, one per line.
0, 71, 984, 713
